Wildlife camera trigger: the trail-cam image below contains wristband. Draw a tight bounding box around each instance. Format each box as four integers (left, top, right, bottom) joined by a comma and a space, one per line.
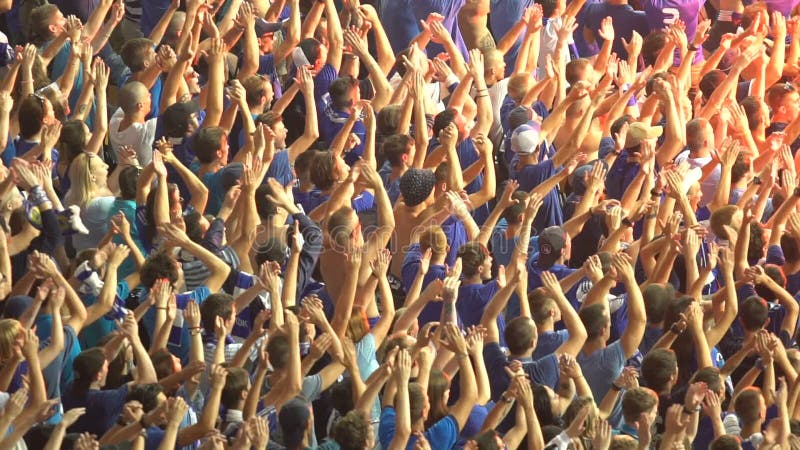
611, 384, 622, 391
139, 417, 150, 429
117, 417, 128, 427
28, 185, 49, 207
650, 188, 662, 198
627, 94, 638, 107
688, 44, 700, 52
445, 73, 460, 88
670, 323, 684, 335
622, 217, 634, 227
794, 187, 800, 197
753, 176, 762, 185
501, 393, 515, 403
682, 406, 700, 415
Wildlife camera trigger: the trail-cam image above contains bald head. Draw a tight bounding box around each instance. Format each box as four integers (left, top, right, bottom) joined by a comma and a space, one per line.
119, 81, 150, 116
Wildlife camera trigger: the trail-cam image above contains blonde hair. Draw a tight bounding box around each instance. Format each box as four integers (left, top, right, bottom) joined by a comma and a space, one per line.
64, 152, 100, 207
0, 319, 23, 362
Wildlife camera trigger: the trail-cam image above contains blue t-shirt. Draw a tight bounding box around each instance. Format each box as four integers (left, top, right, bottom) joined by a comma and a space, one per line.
319, 100, 367, 166
577, 341, 627, 425
489, 0, 534, 78
582, 2, 649, 60
457, 281, 502, 342
400, 243, 448, 324
62, 383, 129, 435
379, 161, 402, 205
532, 330, 568, 360
513, 158, 564, 232
378, 407, 458, 450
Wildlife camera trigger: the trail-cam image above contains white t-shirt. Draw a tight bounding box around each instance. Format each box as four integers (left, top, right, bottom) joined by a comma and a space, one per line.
388, 75, 445, 115
675, 150, 718, 207
488, 78, 510, 145
109, 108, 157, 166
537, 16, 573, 80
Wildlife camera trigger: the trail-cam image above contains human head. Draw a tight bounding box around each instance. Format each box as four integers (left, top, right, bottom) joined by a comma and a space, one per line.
267, 332, 291, 370
382, 134, 414, 168
118, 81, 152, 118
642, 284, 674, 325
501, 190, 528, 225
326, 206, 361, 251
126, 383, 165, 412
621, 387, 659, 425
118, 166, 141, 201
28, 4, 66, 46
709, 205, 743, 241
58, 120, 90, 165
120, 38, 157, 73
418, 225, 448, 259
426, 370, 451, 426
733, 387, 766, 425
504, 316, 537, 355
65, 153, 110, 207
739, 295, 769, 331
710, 435, 743, 450
537, 226, 569, 268
310, 152, 348, 191
767, 82, 800, 122
399, 168, 436, 207
140, 250, 181, 290
685, 118, 714, 154
482, 48, 506, 84
507, 74, 532, 102
242, 75, 275, 109
297, 38, 328, 73
222, 367, 251, 409
641, 31, 667, 67
0, 319, 23, 362
199, 293, 235, 333
408, 382, 430, 423
72, 348, 108, 391
192, 127, 229, 164
457, 242, 492, 280
162, 101, 200, 138
579, 303, 609, 341
279, 397, 313, 448
329, 76, 360, 110
332, 411, 374, 450
18, 94, 54, 139
530, 288, 561, 325
641, 349, 678, 392
565, 58, 594, 85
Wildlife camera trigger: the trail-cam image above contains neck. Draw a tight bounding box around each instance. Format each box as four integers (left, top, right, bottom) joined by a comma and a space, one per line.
89, 381, 102, 390
390, 165, 407, 179
431, 254, 447, 266
537, 320, 554, 333
505, 222, 521, 238
464, 274, 482, 285
200, 160, 224, 175
741, 421, 762, 438
411, 418, 426, 433
582, 337, 607, 354
122, 113, 146, 125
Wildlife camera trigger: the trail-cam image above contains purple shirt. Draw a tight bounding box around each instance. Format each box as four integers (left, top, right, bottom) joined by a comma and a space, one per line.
413, 0, 469, 58
583, 2, 650, 60
761, 0, 800, 16
490, 0, 535, 77
643, 0, 705, 63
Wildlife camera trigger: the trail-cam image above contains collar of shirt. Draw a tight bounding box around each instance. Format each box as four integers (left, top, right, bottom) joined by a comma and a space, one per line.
226, 409, 244, 424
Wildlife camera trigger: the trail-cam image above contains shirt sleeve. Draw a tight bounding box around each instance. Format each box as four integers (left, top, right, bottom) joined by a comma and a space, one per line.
378, 407, 397, 450
425, 415, 459, 448
302, 374, 323, 402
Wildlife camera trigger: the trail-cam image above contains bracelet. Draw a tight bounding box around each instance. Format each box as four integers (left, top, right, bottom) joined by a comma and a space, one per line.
670, 323, 684, 335
455, 353, 469, 360
188, 326, 201, 330
621, 217, 634, 227
117, 417, 128, 427
139, 417, 150, 429
794, 187, 800, 197
688, 44, 700, 52
154, 306, 168, 310
682, 406, 700, 415
611, 384, 622, 391
650, 188, 662, 198
476, 94, 489, 99
752, 176, 762, 186
501, 394, 515, 403
645, 213, 657, 219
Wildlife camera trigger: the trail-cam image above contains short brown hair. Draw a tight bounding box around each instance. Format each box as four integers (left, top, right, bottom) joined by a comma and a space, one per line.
621, 387, 658, 424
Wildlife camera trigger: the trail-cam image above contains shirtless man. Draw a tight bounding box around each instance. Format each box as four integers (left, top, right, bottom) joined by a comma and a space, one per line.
318, 163, 395, 301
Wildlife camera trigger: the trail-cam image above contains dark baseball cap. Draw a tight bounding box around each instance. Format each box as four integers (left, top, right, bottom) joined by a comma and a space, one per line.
537, 226, 567, 268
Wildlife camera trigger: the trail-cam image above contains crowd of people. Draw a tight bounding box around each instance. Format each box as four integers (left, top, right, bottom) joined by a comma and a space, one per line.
1, 0, 800, 448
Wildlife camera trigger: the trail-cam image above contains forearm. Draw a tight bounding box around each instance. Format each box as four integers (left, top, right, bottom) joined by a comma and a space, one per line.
131, 338, 158, 383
